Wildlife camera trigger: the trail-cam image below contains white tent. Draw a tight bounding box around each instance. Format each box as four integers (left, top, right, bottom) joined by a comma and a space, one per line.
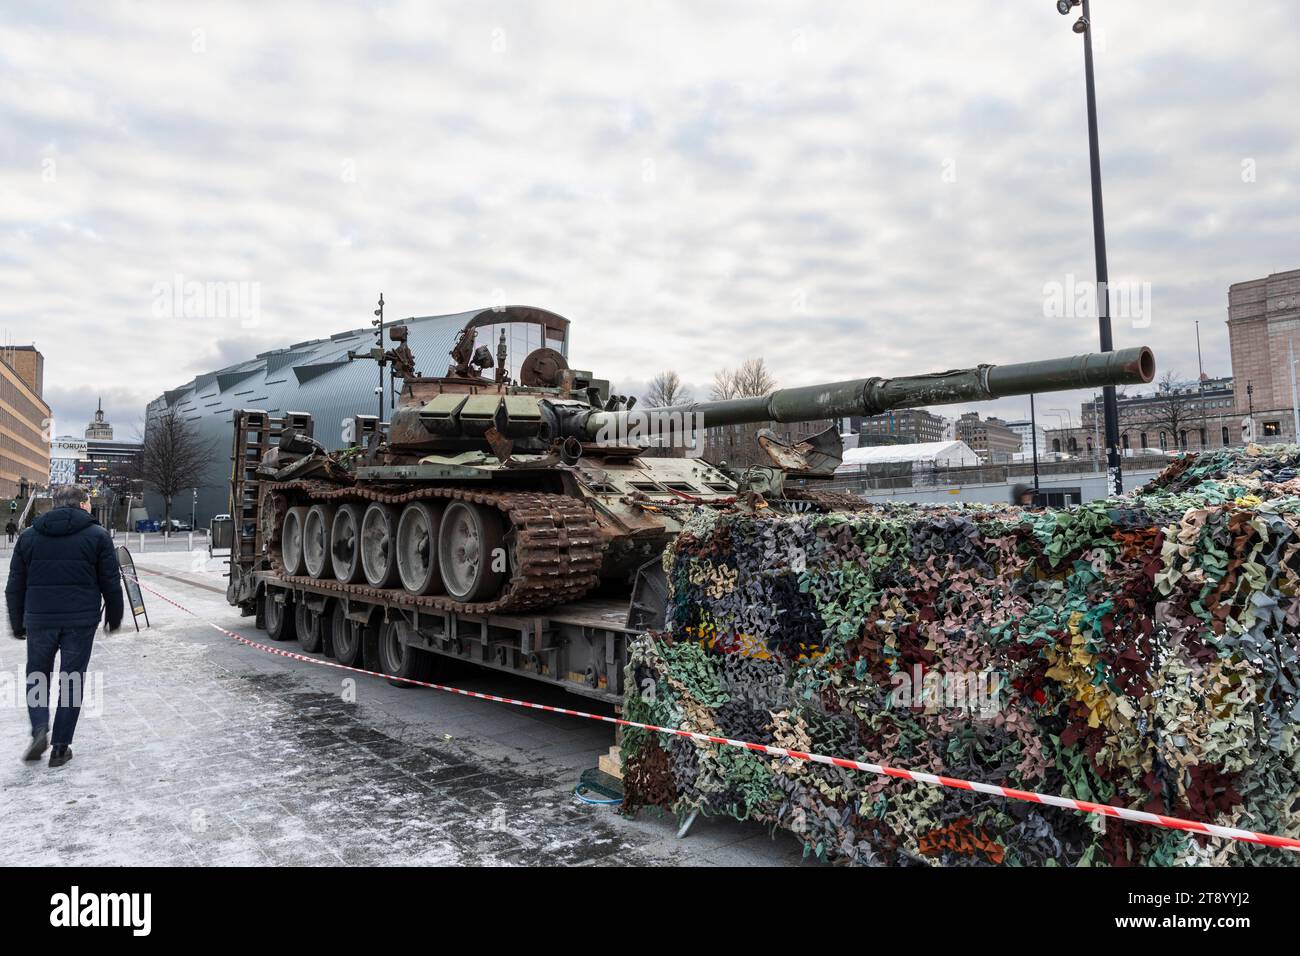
836, 440, 980, 473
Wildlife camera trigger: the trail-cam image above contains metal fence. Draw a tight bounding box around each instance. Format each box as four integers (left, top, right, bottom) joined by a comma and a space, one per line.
108, 530, 211, 553
811, 453, 1176, 494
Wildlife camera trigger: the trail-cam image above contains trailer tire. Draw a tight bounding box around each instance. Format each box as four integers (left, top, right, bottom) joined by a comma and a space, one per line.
330, 601, 365, 667
265, 589, 297, 642
437, 501, 506, 602
302, 504, 337, 579
281, 506, 309, 576
377, 620, 435, 687
396, 501, 445, 595
295, 600, 324, 653
360, 503, 401, 588
330, 504, 366, 583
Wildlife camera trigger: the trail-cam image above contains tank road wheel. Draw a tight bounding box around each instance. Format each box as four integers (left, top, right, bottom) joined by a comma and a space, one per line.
281, 506, 309, 576
360, 503, 401, 589
265, 589, 297, 642
377, 620, 435, 688
437, 501, 507, 602
302, 504, 336, 579
330, 602, 365, 667
396, 502, 445, 595
330, 503, 366, 583
295, 600, 324, 653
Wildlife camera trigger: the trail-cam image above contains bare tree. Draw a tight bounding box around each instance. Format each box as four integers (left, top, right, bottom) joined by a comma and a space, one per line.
644, 370, 691, 407
710, 368, 737, 401
732, 357, 777, 397
1145, 371, 1198, 450
132, 410, 219, 530
711, 357, 776, 399
704, 358, 785, 468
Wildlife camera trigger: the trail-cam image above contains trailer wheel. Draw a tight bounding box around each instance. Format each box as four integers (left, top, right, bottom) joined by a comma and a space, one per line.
302, 504, 336, 579
330, 601, 365, 667
281, 506, 309, 576
265, 589, 297, 642
377, 620, 435, 687
397, 502, 445, 595
330, 504, 366, 583
437, 501, 506, 602
295, 601, 323, 653
360, 503, 401, 588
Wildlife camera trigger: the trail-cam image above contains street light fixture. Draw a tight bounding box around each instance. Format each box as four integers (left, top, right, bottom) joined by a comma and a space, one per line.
1049, 407, 1076, 429
1054, 0, 1123, 494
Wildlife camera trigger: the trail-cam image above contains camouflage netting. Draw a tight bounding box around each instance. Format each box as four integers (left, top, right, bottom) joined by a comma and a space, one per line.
620, 444, 1300, 866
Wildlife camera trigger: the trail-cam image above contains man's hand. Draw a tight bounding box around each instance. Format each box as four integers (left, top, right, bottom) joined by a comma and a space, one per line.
10, 630, 25, 641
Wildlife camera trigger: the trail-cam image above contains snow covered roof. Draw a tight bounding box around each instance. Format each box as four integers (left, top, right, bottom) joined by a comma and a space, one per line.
837, 440, 980, 470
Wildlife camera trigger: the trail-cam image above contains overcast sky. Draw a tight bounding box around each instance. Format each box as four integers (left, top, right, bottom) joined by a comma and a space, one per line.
3, 1, 1298, 437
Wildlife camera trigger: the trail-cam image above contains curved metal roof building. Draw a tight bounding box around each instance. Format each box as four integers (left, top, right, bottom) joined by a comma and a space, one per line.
143, 306, 569, 526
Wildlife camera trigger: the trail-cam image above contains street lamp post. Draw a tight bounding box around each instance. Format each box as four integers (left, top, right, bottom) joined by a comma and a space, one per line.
374, 293, 386, 422
1246, 382, 1254, 444
1029, 394, 1041, 495
1057, 0, 1123, 494
1289, 338, 1300, 440
1091, 393, 1102, 463
1196, 320, 1209, 446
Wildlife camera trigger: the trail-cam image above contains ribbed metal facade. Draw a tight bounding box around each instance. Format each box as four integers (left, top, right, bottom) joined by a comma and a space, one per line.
143, 306, 569, 526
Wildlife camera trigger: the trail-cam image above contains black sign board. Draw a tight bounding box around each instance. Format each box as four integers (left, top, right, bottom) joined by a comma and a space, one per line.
116, 545, 150, 631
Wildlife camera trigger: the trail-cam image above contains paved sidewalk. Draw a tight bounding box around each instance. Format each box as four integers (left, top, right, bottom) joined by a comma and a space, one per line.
0, 551, 816, 866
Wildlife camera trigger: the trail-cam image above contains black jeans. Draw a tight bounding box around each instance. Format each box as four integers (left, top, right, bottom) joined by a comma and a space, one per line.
26, 626, 97, 746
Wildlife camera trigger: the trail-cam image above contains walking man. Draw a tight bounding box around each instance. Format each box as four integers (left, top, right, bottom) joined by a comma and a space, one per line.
5, 484, 123, 766
5, 518, 15, 543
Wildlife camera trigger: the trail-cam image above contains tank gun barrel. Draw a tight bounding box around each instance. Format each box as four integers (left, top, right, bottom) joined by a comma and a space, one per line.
581, 346, 1154, 439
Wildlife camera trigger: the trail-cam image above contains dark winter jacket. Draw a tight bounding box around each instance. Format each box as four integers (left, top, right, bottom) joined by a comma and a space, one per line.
5, 507, 124, 635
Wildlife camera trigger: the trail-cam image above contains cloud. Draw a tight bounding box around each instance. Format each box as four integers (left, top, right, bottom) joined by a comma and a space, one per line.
0, 0, 1296, 434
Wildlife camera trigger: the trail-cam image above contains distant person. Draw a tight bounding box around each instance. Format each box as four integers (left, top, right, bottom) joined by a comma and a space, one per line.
1011, 484, 1036, 507
5, 519, 15, 543
5, 484, 123, 767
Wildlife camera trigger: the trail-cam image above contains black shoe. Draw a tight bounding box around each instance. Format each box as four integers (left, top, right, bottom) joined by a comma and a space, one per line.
22, 731, 48, 762
48, 746, 73, 768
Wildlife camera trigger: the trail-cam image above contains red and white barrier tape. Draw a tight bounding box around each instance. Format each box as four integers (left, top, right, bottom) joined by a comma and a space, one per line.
130, 572, 1300, 854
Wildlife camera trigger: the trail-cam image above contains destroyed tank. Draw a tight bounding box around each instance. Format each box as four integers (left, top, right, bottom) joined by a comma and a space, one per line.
236, 308, 1155, 629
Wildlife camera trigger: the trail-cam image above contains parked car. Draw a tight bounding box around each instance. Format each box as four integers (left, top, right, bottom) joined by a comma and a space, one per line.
161, 518, 192, 532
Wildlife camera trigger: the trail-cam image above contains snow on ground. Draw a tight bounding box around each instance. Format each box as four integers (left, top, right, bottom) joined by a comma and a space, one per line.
0, 547, 816, 866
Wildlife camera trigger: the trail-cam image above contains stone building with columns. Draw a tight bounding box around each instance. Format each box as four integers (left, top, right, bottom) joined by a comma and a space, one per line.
1227, 267, 1300, 444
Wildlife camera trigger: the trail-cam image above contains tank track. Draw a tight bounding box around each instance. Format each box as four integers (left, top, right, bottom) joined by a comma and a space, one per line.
263, 481, 605, 614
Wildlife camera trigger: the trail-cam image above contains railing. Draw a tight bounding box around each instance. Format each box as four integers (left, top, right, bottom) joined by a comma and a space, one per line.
804, 453, 1176, 494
